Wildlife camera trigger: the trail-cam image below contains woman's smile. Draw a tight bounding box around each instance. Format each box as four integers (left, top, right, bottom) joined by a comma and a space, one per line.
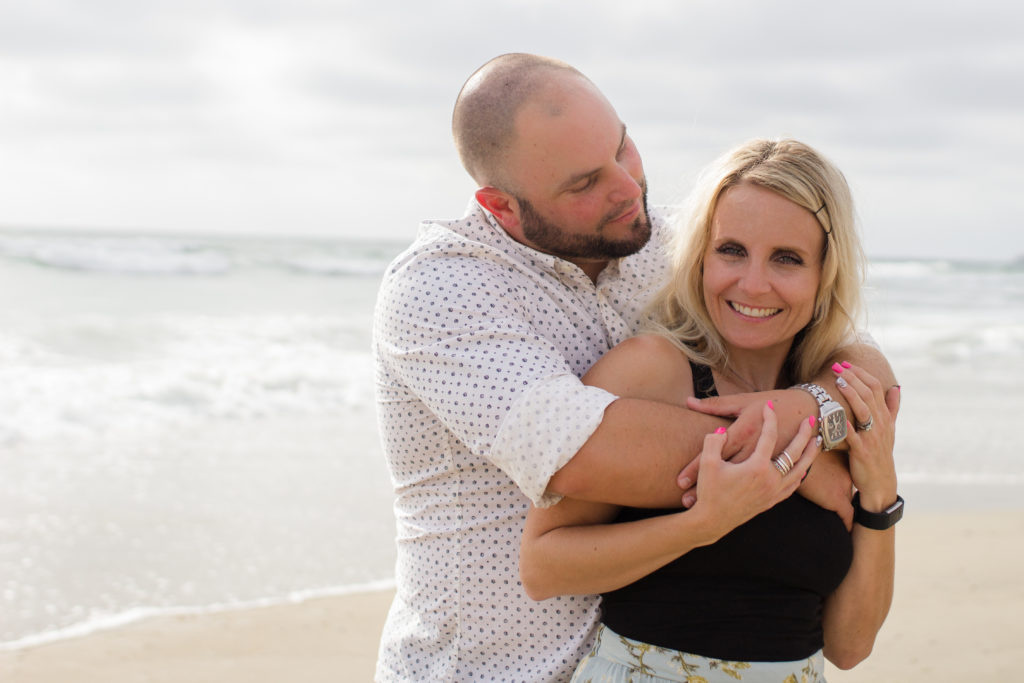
728, 301, 782, 319
703, 182, 824, 356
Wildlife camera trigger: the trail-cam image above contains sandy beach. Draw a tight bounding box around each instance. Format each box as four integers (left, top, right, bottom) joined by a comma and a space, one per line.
3, 506, 1022, 682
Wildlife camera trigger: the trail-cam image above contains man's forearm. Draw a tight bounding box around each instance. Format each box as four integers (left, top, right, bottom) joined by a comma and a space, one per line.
545, 397, 725, 508
548, 340, 896, 509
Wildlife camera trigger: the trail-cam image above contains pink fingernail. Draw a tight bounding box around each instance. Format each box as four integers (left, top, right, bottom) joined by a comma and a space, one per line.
767, 400, 774, 410
715, 427, 727, 434
841, 361, 852, 369
808, 415, 816, 427
831, 362, 844, 374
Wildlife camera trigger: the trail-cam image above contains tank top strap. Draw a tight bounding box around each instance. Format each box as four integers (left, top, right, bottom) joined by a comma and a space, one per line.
688, 360, 718, 399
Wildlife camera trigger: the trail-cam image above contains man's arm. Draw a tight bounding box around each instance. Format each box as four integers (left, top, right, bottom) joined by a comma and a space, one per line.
546, 396, 729, 507
379, 251, 734, 510
685, 340, 897, 460
546, 334, 753, 508
545, 333, 875, 510
551, 382, 821, 509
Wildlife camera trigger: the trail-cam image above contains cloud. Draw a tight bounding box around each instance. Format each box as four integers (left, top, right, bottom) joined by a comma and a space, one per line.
0, 1, 1021, 259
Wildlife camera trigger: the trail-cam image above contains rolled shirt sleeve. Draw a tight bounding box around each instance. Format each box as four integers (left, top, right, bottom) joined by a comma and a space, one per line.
375, 243, 615, 502
491, 373, 617, 507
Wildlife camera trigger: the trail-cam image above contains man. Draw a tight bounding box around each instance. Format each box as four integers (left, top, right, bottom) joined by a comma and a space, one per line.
373, 53, 893, 681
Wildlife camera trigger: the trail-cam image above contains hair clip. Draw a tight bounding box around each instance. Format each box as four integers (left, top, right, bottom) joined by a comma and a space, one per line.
813, 203, 833, 235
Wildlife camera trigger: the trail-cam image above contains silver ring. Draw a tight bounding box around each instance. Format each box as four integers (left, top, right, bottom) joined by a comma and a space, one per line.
856, 415, 874, 432
772, 454, 792, 476
779, 450, 794, 471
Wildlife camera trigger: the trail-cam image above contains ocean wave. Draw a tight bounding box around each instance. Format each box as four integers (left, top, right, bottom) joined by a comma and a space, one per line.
0, 231, 401, 277
0, 578, 395, 651
0, 313, 374, 445
867, 315, 1024, 367
868, 257, 1023, 279
0, 234, 232, 275
277, 253, 392, 277
868, 260, 952, 279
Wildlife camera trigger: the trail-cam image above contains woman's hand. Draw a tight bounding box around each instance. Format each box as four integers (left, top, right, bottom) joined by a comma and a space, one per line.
689, 401, 820, 542
830, 362, 901, 510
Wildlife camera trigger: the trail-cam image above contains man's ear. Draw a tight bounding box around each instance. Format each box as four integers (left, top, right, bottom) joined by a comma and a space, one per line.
475, 186, 520, 232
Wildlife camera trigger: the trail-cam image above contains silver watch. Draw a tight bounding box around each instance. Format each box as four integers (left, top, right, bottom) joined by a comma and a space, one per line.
794, 383, 847, 450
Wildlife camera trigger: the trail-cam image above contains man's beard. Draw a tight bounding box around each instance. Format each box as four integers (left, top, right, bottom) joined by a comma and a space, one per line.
515, 187, 653, 261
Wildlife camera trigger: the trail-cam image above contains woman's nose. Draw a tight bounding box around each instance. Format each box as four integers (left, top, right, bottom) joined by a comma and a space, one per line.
738, 263, 771, 295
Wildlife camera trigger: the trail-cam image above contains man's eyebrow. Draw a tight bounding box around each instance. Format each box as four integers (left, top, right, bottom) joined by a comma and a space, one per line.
556, 125, 628, 193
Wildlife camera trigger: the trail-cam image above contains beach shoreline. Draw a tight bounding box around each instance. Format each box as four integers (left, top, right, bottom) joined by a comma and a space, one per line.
3, 506, 1022, 682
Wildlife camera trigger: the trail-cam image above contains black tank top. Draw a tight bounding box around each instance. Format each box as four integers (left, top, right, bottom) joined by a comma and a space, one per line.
600, 362, 853, 662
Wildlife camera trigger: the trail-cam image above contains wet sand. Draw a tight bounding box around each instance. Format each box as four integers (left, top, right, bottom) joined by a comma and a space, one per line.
3, 509, 1021, 682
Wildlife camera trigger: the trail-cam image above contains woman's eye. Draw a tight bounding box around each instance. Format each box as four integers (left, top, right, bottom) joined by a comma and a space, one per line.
716, 244, 744, 257
775, 252, 804, 265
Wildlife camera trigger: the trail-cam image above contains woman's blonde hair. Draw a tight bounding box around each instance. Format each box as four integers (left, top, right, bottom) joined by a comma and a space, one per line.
647, 138, 865, 385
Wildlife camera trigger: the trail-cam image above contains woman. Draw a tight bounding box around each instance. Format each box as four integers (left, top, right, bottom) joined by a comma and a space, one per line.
520, 139, 901, 681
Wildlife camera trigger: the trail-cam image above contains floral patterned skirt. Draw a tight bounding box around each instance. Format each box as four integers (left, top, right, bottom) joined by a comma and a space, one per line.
571, 624, 825, 683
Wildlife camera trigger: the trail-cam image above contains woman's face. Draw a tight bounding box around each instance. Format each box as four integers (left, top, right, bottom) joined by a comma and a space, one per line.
702, 182, 825, 357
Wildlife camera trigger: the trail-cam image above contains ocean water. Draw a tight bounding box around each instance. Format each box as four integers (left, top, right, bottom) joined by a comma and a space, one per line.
1, 229, 1022, 649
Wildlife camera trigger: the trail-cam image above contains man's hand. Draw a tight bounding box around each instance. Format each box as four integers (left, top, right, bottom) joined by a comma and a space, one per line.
798, 450, 854, 530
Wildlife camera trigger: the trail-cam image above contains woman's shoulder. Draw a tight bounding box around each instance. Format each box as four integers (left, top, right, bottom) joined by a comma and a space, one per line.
612, 333, 685, 359
584, 333, 695, 404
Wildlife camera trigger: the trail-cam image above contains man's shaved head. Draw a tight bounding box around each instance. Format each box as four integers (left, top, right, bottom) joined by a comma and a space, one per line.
452, 53, 589, 190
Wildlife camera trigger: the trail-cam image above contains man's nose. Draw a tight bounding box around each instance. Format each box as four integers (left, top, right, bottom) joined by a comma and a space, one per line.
607, 164, 642, 204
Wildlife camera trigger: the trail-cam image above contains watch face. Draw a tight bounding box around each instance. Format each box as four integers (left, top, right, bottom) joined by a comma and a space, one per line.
821, 404, 847, 448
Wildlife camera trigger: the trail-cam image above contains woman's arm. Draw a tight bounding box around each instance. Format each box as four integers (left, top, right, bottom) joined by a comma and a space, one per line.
520, 335, 819, 600
522, 403, 818, 599
821, 363, 901, 669
822, 523, 896, 669
520, 491, 716, 600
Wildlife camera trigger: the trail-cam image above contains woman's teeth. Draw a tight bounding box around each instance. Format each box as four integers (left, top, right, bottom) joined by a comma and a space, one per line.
730, 302, 780, 318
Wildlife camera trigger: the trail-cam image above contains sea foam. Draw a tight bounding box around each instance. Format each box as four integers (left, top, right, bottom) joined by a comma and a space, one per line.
0, 231, 397, 277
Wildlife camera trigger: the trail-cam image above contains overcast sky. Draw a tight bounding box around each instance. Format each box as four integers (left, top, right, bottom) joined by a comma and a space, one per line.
2, 0, 1022, 261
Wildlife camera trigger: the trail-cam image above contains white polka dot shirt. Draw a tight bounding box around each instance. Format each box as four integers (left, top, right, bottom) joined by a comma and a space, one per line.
372, 200, 671, 681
